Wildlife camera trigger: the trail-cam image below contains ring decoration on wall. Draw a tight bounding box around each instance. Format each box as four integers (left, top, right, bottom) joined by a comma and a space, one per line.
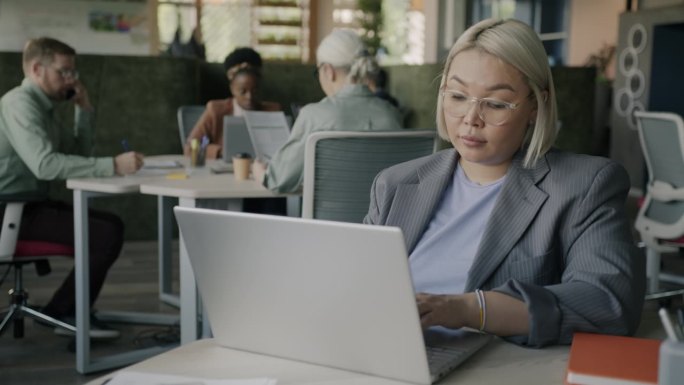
628, 70, 645, 98
627, 100, 645, 130
615, 22, 648, 130
628, 23, 647, 53
615, 88, 633, 117
618, 47, 639, 77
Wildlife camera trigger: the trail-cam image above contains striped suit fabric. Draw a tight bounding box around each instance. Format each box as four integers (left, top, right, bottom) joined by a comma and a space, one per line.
364, 148, 645, 347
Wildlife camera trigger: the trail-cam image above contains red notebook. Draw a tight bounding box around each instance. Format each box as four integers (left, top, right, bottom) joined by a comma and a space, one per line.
565, 332, 661, 385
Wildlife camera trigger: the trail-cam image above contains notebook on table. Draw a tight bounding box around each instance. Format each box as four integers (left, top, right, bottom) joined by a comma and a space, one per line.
174, 207, 492, 385
565, 332, 660, 385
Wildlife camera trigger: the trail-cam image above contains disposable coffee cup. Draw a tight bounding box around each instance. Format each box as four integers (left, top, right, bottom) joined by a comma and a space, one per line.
232, 152, 252, 181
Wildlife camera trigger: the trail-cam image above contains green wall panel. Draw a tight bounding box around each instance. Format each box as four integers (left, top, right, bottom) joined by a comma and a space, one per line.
387, 64, 442, 130
551, 67, 596, 154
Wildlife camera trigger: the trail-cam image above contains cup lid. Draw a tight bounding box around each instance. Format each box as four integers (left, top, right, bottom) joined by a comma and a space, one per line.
233, 152, 253, 159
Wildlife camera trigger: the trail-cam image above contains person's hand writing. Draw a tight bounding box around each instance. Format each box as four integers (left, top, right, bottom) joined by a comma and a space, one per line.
114, 151, 144, 175
251, 159, 267, 185
416, 293, 479, 330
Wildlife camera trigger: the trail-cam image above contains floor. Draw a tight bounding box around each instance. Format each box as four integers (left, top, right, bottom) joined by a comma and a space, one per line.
0, 241, 181, 385
2, 197, 684, 385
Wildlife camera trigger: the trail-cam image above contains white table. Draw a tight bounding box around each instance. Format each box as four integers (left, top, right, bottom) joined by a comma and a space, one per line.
139, 172, 299, 344
67, 155, 191, 373
86, 337, 570, 385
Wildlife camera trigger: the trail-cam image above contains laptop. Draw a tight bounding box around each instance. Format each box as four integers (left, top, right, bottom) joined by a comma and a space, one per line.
222, 116, 255, 163
174, 207, 492, 385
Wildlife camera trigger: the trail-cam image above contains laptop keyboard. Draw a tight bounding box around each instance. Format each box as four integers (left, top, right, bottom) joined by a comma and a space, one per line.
426, 345, 472, 377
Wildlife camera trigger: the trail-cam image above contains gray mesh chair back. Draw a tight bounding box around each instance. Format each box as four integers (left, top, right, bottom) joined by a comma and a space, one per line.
634, 111, 684, 246
177, 105, 205, 150
302, 130, 437, 223
634, 111, 684, 296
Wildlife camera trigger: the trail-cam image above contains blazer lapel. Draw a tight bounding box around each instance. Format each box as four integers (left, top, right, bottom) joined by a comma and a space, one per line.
386, 151, 458, 252
465, 153, 550, 291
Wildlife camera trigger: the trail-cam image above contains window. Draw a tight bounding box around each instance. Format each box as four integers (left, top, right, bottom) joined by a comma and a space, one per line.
156, 0, 309, 62
470, 0, 569, 66
331, 0, 427, 65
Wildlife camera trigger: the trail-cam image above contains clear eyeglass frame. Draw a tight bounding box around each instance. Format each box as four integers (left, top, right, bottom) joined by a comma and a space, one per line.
52, 66, 79, 81
441, 88, 521, 126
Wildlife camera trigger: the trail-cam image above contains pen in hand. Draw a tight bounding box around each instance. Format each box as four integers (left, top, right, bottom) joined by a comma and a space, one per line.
121, 139, 130, 152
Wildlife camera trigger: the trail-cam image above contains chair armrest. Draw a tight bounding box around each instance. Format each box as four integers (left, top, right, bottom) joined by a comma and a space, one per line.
649, 181, 684, 202
0, 192, 46, 261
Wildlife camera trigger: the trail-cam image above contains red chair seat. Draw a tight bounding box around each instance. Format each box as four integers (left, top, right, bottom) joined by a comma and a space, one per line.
14, 240, 74, 258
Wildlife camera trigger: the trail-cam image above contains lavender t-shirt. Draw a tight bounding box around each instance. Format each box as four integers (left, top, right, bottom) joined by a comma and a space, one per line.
409, 164, 505, 294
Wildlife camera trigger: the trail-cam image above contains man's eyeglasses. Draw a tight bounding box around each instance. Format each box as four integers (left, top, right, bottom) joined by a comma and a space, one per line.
51, 66, 79, 81
441, 88, 521, 126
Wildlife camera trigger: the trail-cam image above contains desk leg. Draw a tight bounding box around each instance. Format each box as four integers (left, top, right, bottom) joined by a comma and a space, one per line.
287, 196, 301, 217
72, 189, 177, 373
179, 197, 199, 344
74, 189, 92, 374
158, 196, 179, 307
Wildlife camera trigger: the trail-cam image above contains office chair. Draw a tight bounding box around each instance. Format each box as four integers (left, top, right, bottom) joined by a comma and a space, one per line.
0, 194, 76, 338
302, 130, 437, 223
633, 111, 684, 300
176, 105, 205, 150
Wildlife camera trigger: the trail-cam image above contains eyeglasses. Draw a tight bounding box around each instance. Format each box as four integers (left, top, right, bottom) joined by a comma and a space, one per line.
441, 88, 521, 126
51, 66, 79, 81
313, 63, 327, 79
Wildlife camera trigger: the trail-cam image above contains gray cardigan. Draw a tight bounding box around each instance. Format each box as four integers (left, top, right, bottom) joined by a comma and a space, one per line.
264, 84, 401, 193
364, 148, 645, 347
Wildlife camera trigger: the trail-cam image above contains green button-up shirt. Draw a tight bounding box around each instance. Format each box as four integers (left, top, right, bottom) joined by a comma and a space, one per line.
0, 78, 114, 195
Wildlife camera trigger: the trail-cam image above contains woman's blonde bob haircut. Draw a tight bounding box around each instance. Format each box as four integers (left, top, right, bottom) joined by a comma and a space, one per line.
436, 18, 558, 168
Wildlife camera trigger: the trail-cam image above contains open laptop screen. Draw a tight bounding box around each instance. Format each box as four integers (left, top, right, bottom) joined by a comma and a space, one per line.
222, 116, 255, 163
175, 207, 491, 385
175, 207, 432, 384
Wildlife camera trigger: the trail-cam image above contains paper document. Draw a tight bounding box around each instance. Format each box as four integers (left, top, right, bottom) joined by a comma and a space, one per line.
106, 371, 277, 385
128, 168, 171, 177
243, 111, 290, 161
143, 159, 183, 169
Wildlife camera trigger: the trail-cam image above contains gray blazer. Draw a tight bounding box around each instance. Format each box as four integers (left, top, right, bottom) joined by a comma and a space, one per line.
364, 149, 645, 347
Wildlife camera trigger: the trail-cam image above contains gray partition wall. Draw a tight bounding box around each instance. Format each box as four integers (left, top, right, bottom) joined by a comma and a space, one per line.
0, 52, 595, 240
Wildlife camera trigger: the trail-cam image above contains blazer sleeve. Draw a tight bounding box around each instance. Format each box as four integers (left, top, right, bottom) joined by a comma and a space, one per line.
494, 161, 645, 347
363, 172, 384, 225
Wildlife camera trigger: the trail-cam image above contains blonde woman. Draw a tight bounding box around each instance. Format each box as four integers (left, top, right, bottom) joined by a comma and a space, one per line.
252, 29, 401, 193
364, 19, 644, 347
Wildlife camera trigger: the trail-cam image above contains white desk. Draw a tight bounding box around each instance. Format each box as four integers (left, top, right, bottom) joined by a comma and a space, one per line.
139, 173, 298, 345
66, 155, 189, 374
86, 337, 570, 385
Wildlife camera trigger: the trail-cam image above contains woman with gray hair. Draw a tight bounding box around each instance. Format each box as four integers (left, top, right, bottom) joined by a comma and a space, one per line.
363, 19, 644, 347
252, 29, 401, 193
